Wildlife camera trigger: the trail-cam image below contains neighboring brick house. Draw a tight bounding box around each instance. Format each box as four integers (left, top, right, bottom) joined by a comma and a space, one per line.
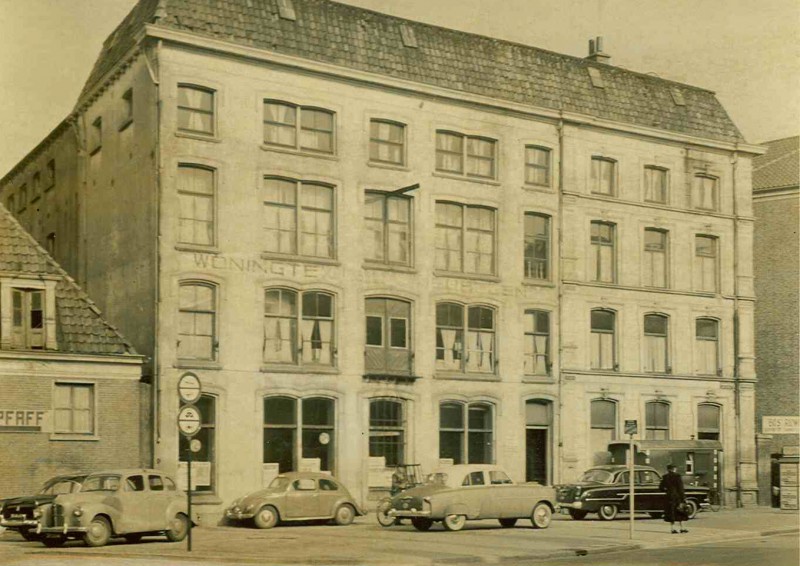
0, 203, 145, 497
0, 0, 764, 517
752, 136, 800, 504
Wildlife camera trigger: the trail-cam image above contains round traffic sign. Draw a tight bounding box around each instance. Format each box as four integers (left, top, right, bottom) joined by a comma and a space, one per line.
178, 372, 202, 404
178, 405, 202, 437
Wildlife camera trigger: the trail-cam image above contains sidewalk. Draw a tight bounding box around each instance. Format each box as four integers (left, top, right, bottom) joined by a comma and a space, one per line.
3, 507, 797, 565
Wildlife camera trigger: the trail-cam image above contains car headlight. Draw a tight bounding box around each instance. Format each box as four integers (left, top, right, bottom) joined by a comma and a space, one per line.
73, 507, 83, 517
575, 487, 582, 497
33, 509, 42, 519
244, 504, 254, 512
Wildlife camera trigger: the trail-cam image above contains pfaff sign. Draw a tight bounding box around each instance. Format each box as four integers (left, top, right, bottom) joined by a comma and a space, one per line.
0, 410, 46, 432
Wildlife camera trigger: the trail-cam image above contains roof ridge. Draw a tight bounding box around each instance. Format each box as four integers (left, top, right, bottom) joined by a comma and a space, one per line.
0, 203, 138, 356
756, 135, 800, 145
753, 149, 799, 171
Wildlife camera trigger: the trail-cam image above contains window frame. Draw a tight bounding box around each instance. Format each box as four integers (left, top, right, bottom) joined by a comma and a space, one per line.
590, 308, 617, 371
176, 164, 217, 248
590, 156, 617, 196
643, 228, 669, 288
643, 165, 668, 204
368, 398, 407, 468
365, 297, 412, 374
692, 173, 719, 211
262, 395, 336, 474
590, 221, 616, 283
364, 191, 412, 267
263, 288, 336, 368
369, 119, 406, 166
435, 130, 498, 180
697, 403, 721, 441
435, 302, 497, 375
694, 234, 719, 293
177, 84, 216, 137
177, 281, 218, 362
434, 201, 497, 276
645, 401, 671, 440
263, 100, 336, 155
10, 287, 45, 350
524, 145, 552, 187
52, 381, 96, 438
438, 401, 494, 465
523, 309, 551, 376
178, 394, 217, 493
524, 212, 551, 281
643, 313, 670, 373
695, 317, 721, 376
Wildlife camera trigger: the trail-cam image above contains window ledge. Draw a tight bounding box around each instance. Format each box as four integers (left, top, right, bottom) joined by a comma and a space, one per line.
118, 118, 133, 132
522, 376, 554, 384
363, 373, 420, 384
50, 434, 100, 442
521, 279, 555, 288
434, 372, 500, 382
260, 144, 338, 161
367, 161, 410, 172
184, 494, 222, 505
260, 365, 339, 375
175, 361, 222, 370
521, 184, 554, 193
259, 252, 340, 267
362, 262, 416, 274
432, 172, 501, 187
175, 245, 220, 255
434, 271, 500, 283
175, 131, 221, 143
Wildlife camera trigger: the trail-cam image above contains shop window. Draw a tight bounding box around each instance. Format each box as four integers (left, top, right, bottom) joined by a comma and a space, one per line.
54, 383, 94, 435
439, 401, 493, 465
263, 396, 335, 473
364, 192, 411, 266
645, 401, 670, 440
365, 298, 411, 374
435, 302, 495, 374
178, 395, 216, 492
369, 399, 406, 467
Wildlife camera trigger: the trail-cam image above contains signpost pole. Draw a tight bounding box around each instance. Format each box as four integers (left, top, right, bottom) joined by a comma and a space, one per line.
629, 431, 635, 540
187, 446, 193, 552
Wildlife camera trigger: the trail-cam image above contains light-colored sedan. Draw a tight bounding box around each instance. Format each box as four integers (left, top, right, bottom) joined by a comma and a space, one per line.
380, 464, 557, 532
35, 469, 189, 547
226, 472, 365, 529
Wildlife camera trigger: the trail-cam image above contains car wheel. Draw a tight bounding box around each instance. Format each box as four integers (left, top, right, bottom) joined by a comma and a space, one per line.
376, 500, 395, 527
648, 512, 664, 519
568, 509, 588, 520
83, 516, 112, 547
411, 518, 433, 531
334, 504, 355, 526
443, 514, 466, 532
530, 502, 552, 529
165, 513, 190, 541
598, 504, 618, 521
253, 506, 279, 529
684, 499, 699, 520
19, 528, 40, 541
124, 533, 143, 544
41, 535, 66, 548
498, 518, 518, 528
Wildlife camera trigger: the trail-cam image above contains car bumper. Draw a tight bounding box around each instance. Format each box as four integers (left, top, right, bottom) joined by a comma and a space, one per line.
556, 501, 583, 510
387, 509, 431, 518
225, 510, 255, 520
1, 519, 38, 529
37, 525, 88, 535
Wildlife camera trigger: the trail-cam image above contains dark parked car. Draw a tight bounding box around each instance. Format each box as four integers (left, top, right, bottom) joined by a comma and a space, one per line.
34, 469, 189, 547
379, 464, 557, 532
556, 465, 710, 520
0, 474, 86, 541
225, 472, 365, 529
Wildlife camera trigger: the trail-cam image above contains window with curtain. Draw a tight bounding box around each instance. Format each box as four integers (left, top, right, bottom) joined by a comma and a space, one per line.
369, 120, 405, 165
590, 309, 616, 370
177, 165, 215, 247
644, 314, 669, 373
434, 202, 495, 275
264, 289, 334, 367
524, 310, 550, 376
365, 298, 411, 374
644, 166, 668, 203
643, 229, 667, 288
692, 174, 718, 211
177, 282, 216, 361
263, 101, 334, 154
435, 303, 495, 374
369, 399, 406, 467
590, 399, 616, 464
177, 85, 215, 135
263, 396, 335, 473
263, 177, 334, 258
694, 235, 718, 293
591, 157, 616, 195
54, 383, 94, 435
697, 404, 721, 440
439, 402, 493, 465
364, 192, 411, 266
524, 213, 550, 280
179, 395, 216, 491
645, 401, 670, 440
695, 318, 720, 375
435, 131, 496, 179
525, 146, 551, 186
590, 221, 616, 283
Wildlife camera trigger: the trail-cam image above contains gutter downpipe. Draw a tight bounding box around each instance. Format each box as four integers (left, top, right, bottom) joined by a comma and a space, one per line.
556, 114, 565, 483
731, 148, 743, 508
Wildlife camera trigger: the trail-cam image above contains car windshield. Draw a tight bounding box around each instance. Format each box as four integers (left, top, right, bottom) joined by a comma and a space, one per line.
81, 475, 121, 492
578, 470, 615, 484
40, 478, 83, 495
269, 477, 291, 490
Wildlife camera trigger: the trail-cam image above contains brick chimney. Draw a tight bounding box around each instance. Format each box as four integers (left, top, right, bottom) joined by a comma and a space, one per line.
586, 36, 611, 64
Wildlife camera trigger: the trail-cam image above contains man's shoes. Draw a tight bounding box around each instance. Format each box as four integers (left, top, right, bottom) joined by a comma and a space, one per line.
671, 530, 679, 534
680, 529, 688, 533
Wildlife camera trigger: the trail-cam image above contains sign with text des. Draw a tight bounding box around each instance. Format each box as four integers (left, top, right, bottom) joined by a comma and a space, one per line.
763, 416, 799, 435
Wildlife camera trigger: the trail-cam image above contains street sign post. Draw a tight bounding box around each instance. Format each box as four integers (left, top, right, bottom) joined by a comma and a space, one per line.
624, 419, 638, 540
178, 375, 202, 552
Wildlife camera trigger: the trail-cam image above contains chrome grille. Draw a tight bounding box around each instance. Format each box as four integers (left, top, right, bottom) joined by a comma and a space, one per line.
52, 504, 64, 527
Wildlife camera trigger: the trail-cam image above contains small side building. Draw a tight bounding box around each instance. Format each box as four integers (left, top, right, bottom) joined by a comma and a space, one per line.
0, 203, 146, 496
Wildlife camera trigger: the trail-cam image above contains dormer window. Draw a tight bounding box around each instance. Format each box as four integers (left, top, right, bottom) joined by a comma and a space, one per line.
12, 288, 44, 349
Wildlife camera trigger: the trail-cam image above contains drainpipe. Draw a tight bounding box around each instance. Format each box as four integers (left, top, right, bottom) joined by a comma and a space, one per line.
556, 114, 565, 483
731, 149, 742, 508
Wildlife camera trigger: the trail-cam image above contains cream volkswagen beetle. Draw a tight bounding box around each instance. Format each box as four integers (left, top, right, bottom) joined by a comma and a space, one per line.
34, 469, 189, 547
379, 464, 557, 532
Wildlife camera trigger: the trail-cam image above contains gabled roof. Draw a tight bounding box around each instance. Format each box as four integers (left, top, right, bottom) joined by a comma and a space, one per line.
80, 0, 744, 144
753, 136, 799, 191
0, 204, 138, 356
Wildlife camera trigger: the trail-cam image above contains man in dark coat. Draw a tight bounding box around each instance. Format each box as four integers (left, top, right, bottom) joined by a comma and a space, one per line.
659, 464, 688, 533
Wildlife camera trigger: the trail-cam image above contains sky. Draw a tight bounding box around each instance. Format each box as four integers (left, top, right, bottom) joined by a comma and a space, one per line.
0, 0, 798, 177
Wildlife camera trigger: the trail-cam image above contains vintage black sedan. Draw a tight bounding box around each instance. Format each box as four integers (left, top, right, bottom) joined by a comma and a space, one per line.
0, 474, 86, 541
556, 465, 709, 520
